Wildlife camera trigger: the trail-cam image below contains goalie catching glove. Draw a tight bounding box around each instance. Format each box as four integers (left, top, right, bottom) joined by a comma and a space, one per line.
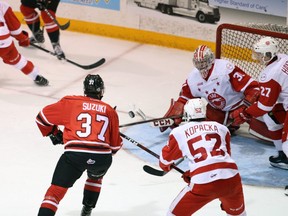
48, 126, 63, 145
159, 98, 185, 132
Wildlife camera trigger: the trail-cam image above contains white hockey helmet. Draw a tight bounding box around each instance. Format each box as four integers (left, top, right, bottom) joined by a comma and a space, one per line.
252, 37, 278, 65
183, 98, 206, 121
192, 45, 215, 79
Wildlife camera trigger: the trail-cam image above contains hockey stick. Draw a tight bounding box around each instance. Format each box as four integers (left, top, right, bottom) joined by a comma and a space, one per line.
30, 43, 105, 70
120, 132, 184, 174
119, 115, 182, 128
143, 157, 185, 176
43, 8, 70, 30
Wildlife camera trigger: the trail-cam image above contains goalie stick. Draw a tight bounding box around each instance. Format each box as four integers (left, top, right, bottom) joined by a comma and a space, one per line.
120, 132, 184, 174
119, 115, 182, 128
30, 43, 105, 70
143, 157, 185, 176
43, 7, 70, 30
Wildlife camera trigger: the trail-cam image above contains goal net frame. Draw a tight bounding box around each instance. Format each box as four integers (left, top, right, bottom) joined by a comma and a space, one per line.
215, 23, 288, 79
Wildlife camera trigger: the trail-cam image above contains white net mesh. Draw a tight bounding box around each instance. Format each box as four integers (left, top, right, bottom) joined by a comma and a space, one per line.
216, 23, 288, 79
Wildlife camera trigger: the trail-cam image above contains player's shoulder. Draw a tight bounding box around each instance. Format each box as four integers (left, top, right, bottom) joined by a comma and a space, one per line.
214, 59, 235, 72
215, 58, 234, 65
61, 95, 85, 101
204, 120, 229, 131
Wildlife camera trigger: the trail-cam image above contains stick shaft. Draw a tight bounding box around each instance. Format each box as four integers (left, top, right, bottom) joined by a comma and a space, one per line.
120, 132, 184, 174
43, 8, 70, 30
119, 115, 182, 128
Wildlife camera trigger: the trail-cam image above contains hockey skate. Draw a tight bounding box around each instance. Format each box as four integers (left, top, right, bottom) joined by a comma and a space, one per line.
34, 75, 49, 86
30, 29, 45, 44
80, 206, 93, 216
269, 151, 288, 170
52, 42, 65, 60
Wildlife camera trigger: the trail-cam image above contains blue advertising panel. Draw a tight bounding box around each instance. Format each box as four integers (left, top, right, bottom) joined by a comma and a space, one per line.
209, 0, 287, 17
61, 0, 120, 11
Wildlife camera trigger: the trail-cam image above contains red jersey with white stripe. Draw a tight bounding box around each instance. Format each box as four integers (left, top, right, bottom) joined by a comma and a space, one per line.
36, 95, 123, 155
246, 54, 288, 117
180, 59, 259, 111
0, 1, 23, 48
160, 121, 238, 184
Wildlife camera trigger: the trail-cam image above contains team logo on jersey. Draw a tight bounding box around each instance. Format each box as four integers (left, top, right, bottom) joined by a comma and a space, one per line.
259, 73, 267, 81
87, 159, 95, 165
207, 93, 226, 109
226, 63, 234, 70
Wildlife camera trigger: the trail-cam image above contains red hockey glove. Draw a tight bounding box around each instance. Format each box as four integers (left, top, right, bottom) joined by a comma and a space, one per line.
159, 98, 184, 133
243, 89, 260, 106
17, 31, 30, 47
181, 170, 191, 184
159, 161, 172, 172
229, 105, 251, 126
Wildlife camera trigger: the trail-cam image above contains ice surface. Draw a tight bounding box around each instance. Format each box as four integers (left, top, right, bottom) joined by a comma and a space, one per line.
0, 28, 286, 215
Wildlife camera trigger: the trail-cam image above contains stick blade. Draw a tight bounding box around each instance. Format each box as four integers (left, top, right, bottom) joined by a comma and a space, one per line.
143, 165, 166, 176
59, 20, 71, 30
66, 58, 106, 70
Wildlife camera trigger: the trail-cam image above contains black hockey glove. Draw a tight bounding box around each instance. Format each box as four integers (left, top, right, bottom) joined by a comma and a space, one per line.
36, 0, 48, 10
49, 130, 64, 145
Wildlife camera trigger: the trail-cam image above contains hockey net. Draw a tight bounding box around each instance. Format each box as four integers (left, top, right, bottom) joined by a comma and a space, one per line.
216, 23, 288, 79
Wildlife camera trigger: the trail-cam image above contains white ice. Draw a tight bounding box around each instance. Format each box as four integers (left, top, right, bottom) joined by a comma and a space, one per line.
0, 29, 286, 216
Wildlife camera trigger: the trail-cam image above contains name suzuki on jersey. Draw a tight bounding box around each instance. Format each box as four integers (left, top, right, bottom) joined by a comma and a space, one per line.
82, 102, 106, 113
185, 124, 219, 138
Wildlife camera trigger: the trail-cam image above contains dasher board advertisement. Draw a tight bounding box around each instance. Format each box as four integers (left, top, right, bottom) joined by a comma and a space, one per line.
209, 0, 287, 17
61, 0, 120, 11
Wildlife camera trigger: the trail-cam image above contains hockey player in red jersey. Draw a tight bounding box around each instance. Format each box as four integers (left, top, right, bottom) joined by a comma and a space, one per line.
20, 0, 65, 59
0, 1, 48, 86
35, 74, 123, 216
159, 98, 247, 216
159, 45, 259, 133
230, 37, 288, 170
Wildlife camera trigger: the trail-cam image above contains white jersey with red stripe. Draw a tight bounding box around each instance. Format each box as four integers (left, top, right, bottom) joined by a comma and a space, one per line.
160, 121, 239, 184
247, 54, 288, 117
182, 59, 256, 111
0, 2, 22, 48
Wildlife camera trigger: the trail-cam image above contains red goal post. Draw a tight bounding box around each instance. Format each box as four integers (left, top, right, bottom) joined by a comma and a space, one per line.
216, 23, 288, 79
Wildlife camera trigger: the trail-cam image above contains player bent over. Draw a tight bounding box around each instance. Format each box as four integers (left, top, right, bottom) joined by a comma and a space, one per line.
35, 74, 123, 216
0, 1, 48, 86
230, 36, 288, 170
159, 45, 259, 134
160, 98, 247, 216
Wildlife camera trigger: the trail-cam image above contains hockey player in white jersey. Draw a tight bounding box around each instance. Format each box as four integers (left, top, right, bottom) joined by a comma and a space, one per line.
0, 1, 48, 86
230, 36, 288, 170
159, 98, 246, 216
159, 45, 259, 134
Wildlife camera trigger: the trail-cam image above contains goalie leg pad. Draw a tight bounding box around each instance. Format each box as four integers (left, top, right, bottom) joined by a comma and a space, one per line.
249, 117, 282, 142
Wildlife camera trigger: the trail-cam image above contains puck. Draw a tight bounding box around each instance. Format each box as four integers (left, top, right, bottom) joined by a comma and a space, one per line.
128, 111, 135, 118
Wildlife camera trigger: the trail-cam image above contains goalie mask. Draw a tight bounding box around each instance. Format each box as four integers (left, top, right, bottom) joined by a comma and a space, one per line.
84, 74, 104, 99
183, 98, 206, 121
252, 37, 278, 65
193, 45, 215, 79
